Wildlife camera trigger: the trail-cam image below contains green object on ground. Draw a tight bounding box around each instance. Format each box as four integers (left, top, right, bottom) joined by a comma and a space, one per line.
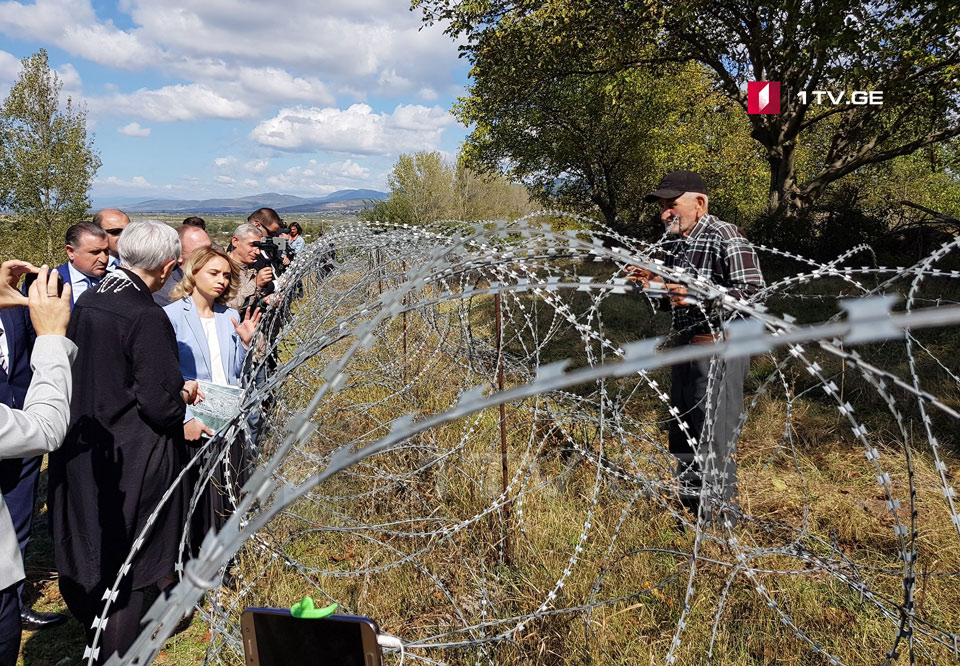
290, 596, 338, 619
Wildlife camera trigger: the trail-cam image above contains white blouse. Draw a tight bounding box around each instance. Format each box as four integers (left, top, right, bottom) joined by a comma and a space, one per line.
199, 316, 229, 385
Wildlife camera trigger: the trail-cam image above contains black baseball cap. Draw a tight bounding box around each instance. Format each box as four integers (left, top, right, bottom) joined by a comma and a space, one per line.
644, 170, 708, 203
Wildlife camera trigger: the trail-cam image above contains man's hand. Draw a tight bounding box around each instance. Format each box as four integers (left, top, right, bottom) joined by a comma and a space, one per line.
281, 256, 290, 266
231, 307, 262, 347
1, 259, 39, 309
184, 418, 214, 442
625, 265, 657, 289
664, 283, 692, 307
27, 265, 72, 335
263, 292, 281, 307
255, 267, 274, 287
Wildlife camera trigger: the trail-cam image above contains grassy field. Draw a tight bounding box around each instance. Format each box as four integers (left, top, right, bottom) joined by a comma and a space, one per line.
10, 228, 960, 665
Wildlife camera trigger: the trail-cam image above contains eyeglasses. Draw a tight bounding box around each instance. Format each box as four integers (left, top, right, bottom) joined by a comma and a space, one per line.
104, 228, 124, 236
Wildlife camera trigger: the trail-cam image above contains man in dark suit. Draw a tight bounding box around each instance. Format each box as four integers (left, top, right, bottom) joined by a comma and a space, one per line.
48, 220, 199, 663
0, 302, 68, 632
56, 223, 110, 309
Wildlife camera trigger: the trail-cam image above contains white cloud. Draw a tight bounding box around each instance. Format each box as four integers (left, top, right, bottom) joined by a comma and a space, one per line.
244, 159, 270, 174
98, 175, 152, 188
56, 62, 82, 91
0, 49, 21, 91
214, 156, 236, 167
215, 175, 236, 184
60, 21, 157, 69
264, 159, 373, 193
377, 68, 412, 96
243, 178, 258, 187
0, 1, 462, 101
235, 67, 333, 105
250, 103, 456, 155
0, 0, 157, 69
118, 121, 150, 137
418, 87, 438, 102
90, 83, 254, 121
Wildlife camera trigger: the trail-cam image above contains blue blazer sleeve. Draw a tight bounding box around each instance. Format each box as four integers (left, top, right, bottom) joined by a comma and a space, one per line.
219, 307, 247, 386
162, 299, 197, 423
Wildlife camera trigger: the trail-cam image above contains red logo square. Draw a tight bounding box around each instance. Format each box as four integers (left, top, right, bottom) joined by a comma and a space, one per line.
748, 81, 780, 114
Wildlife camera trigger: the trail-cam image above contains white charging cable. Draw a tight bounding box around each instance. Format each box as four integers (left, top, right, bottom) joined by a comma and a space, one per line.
377, 633, 404, 666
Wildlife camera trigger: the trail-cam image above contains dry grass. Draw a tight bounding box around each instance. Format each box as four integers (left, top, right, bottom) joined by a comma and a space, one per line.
17, 258, 960, 666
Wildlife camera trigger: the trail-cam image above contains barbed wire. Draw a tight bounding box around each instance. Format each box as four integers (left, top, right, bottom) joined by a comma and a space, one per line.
84, 213, 960, 665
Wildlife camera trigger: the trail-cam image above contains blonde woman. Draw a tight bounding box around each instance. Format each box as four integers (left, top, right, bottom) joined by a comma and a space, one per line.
163, 248, 261, 574
163, 247, 261, 391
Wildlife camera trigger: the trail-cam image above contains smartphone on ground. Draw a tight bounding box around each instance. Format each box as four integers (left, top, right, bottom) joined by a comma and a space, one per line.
241, 607, 382, 666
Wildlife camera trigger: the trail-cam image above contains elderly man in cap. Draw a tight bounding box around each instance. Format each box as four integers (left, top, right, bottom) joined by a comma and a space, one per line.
628, 170, 764, 526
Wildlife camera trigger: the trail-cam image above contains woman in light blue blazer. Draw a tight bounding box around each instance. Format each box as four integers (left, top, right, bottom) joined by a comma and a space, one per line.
163, 247, 261, 559
163, 247, 261, 389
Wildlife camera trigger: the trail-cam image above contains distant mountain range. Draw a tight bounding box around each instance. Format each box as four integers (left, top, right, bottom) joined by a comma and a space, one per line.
106, 190, 388, 214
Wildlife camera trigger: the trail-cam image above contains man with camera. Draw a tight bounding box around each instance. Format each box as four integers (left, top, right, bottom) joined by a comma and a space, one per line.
247, 208, 293, 283
226, 223, 269, 313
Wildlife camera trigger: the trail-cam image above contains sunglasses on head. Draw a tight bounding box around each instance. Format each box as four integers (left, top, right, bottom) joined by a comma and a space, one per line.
104, 228, 124, 236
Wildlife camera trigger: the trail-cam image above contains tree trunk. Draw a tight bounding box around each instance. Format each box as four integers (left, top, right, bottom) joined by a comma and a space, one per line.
46, 222, 54, 265
765, 140, 808, 218
593, 196, 620, 232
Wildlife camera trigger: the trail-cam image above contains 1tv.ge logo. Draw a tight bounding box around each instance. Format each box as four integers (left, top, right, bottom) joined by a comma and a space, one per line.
747, 81, 883, 114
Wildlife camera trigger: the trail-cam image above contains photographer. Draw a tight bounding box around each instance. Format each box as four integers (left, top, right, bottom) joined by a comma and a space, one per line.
0, 263, 74, 666
247, 208, 293, 288
226, 223, 269, 313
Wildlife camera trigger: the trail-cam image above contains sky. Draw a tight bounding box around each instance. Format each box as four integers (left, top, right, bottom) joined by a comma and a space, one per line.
0, 0, 470, 204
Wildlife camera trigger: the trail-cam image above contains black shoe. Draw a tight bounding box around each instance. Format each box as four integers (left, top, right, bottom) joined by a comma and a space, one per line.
221, 569, 238, 590
21, 607, 68, 631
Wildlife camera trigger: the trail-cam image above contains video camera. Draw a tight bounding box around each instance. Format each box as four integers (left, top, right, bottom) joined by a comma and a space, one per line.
253, 237, 292, 275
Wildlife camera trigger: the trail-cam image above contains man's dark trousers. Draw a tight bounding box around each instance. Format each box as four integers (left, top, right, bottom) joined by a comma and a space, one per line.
0, 583, 21, 666
0, 455, 38, 666
668, 353, 749, 516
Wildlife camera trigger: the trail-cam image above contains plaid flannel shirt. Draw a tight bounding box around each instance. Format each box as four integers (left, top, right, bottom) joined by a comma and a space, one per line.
661, 214, 765, 337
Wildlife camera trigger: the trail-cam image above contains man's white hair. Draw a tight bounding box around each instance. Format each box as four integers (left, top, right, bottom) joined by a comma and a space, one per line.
232, 223, 264, 241
680, 191, 709, 208
118, 220, 181, 270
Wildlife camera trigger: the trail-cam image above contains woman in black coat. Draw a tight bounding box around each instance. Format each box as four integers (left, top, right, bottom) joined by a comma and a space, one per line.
47, 221, 199, 663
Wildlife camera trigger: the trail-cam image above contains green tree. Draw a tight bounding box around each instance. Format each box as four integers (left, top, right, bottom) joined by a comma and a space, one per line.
415, 0, 960, 219
457, 45, 766, 233
364, 151, 535, 224
0, 49, 100, 264
451, 161, 537, 221
375, 151, 454, 225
